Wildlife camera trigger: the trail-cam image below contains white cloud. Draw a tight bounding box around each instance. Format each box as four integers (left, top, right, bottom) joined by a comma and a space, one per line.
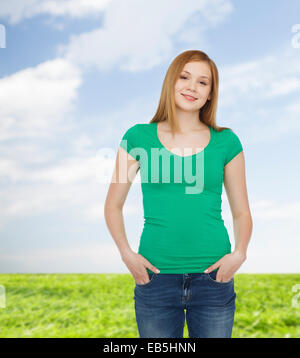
0, 143, 61, 165
219, 49, 300, 106
221, 197, 300, 273
242, 199, 300, 221
0, 148, 138, 185
0, 154, 141, 228
0, 0, 111, 24
0, 92, 150, 230
0, 58, 82, 140
58, 0, 233, 71
217, 46, 300, 145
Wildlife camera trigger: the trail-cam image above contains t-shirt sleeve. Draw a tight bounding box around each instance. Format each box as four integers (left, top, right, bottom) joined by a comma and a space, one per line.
119, 124, 139, 160
224, 129, 243, 165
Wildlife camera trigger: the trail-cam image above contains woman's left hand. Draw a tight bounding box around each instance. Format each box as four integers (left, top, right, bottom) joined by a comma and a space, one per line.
204, 250, 247, 282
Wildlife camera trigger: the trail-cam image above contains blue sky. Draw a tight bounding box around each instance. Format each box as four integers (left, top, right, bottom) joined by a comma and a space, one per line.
0, 0, 299, 273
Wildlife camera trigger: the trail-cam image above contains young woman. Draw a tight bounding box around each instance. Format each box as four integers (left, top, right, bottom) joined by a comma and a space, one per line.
104, 50, 253, 338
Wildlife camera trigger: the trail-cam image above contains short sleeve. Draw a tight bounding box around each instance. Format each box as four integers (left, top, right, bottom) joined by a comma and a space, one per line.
224, 129, 243, 165
119, 124, 140, 160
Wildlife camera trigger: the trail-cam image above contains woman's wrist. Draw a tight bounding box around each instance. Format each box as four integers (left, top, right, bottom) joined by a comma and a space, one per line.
121, 247, 135, 261
232, 249, 247, 261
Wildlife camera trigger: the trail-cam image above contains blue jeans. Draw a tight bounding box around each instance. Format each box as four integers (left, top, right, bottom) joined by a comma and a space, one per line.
134, 269, 236, 338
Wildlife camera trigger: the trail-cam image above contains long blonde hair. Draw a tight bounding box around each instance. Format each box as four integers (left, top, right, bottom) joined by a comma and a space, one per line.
149, 49, 231, 134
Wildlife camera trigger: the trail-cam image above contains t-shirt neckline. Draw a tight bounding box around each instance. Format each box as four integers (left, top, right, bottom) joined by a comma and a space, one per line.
154, 122, 213, 159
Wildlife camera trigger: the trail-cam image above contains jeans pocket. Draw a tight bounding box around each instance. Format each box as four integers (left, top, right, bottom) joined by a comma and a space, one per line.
206, 270, 233, 285
135, 272, 157, 287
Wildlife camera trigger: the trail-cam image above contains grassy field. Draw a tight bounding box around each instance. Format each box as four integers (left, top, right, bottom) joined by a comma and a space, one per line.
0, 273, 299, 338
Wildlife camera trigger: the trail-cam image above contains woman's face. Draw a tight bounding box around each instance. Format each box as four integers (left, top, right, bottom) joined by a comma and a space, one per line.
174, 61, 212, 112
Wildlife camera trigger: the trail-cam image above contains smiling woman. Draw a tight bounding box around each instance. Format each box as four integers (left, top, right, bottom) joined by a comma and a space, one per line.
105, 49, 253, 338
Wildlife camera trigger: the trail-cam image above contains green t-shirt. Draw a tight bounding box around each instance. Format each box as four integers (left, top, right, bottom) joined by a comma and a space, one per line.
119, 122, 243, 274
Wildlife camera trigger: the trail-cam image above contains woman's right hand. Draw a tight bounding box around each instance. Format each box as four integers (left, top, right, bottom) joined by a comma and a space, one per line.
121, 250, 160, 284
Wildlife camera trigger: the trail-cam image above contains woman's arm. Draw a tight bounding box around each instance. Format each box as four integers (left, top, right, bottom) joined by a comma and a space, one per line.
204, 151, 253, 282
104, 146, 160, 283
224, 151, 253, 258
104, 146, 139, 259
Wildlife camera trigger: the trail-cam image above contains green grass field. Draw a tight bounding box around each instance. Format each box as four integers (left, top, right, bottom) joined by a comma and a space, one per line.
0, 273, 299, 338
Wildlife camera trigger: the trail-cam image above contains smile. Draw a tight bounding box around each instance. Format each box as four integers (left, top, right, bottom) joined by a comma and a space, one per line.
181, 94, 197, 101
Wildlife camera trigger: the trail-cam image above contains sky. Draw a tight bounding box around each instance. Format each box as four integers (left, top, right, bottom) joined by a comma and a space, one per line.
0, 0, 299, 274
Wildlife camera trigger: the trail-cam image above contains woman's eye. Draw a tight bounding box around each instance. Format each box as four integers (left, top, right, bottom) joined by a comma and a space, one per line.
180, 76, 207, 85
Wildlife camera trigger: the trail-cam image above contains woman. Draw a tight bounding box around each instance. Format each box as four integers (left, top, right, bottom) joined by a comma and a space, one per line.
104, 50, 253, 338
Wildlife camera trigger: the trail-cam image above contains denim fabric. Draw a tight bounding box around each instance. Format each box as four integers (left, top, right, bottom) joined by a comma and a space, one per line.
134, 269, 236, 338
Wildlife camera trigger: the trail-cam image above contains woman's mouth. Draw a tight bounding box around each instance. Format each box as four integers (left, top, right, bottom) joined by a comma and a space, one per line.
181, 94, 197, 102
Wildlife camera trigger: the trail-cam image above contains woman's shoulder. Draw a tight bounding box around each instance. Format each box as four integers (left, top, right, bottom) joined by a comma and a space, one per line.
214, 127, 241, 141
120, 123, 154, 145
